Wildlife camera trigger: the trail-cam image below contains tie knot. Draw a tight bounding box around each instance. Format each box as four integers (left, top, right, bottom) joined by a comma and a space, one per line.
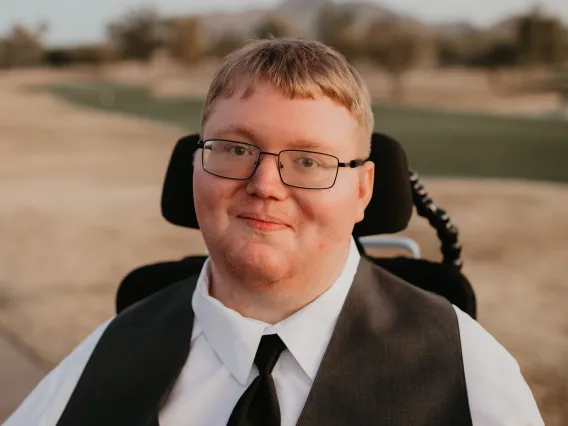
255, 334, 286, 376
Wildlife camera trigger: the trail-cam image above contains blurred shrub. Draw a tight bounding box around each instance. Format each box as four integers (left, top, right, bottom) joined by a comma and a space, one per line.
0, 24, 45, 69
517, 12, 567, 66
166, 16, 206, 65
316, 4, 362, 62
44, 44, 116, 68
435, 11, 567, 69
453, 32, 520, 69
435, 37, 465, 67
107, 7, 162, 63
366, 21, 423, 100
254, 14, 291, 39
468, 41, 520, 68
435, 31, 499, 68
207, 31, 248, 58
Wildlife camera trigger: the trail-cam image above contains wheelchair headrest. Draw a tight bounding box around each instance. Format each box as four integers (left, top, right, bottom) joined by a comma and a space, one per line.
161, 133, 413, 236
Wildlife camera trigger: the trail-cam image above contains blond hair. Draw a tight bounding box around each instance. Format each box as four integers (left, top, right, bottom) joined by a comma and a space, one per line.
201, 37, 374, 155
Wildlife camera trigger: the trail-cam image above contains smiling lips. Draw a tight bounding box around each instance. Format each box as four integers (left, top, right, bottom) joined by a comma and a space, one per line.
237, 213, 291, 232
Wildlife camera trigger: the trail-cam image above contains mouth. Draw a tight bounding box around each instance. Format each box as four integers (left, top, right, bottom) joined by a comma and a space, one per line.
237, 213, 291, 232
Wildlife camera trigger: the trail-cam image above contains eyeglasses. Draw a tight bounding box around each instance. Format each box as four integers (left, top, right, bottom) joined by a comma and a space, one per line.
197, 139, 368, 190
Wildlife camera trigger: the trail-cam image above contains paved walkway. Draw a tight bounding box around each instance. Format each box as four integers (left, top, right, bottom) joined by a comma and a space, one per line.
0, 333, 47, 423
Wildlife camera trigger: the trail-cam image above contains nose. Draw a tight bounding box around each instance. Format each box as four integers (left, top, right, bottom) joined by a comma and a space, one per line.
245, 154, 287, 200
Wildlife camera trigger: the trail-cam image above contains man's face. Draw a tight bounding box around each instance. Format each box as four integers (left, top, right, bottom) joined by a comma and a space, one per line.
194, 80, 374, 284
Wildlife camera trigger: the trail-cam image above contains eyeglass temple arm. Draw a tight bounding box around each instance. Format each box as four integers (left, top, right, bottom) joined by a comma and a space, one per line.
338, 158, 369, 168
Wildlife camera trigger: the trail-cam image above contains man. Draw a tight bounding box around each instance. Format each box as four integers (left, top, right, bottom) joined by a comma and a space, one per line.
4, 38, 543, 426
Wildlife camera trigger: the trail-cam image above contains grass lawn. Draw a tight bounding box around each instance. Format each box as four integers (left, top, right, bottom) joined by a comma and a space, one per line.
42, 83, 568, 183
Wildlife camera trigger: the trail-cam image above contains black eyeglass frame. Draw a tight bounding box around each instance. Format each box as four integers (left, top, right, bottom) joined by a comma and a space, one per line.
196, 139, 369, 190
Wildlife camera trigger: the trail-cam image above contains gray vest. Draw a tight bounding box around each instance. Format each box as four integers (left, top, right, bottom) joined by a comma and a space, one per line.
55, 257, 472, 426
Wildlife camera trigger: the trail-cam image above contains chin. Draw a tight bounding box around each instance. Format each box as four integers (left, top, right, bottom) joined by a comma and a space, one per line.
224, 240, 291, 282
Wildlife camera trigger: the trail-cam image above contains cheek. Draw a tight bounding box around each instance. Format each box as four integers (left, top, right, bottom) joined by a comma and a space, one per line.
296, 184, 360, 243
193, 171, 239, 227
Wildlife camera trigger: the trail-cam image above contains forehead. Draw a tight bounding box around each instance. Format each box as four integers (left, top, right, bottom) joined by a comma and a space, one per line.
202, 81, 359, 155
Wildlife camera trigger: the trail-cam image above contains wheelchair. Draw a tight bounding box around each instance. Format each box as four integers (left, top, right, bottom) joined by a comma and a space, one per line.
115, 133, 477, 319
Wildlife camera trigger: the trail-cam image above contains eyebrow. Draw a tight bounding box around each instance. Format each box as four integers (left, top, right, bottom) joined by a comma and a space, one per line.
285, 139, 328, 151
209, 124, 332, 153
209, 124, 259, 144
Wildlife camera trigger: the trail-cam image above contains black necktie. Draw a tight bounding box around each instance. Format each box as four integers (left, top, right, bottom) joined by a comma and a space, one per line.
227, 334, 286, 426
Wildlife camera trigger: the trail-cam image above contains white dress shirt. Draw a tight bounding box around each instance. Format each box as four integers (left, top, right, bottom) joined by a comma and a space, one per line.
4, 238, 544, 426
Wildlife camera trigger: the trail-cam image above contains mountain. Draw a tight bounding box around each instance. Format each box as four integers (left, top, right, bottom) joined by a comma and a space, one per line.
197, 9, 269, 40
488, 16, 522, 40
432, 22, 478, 37
276, 0, 415, 36
195, 0, 414, 41
183, 0, 499, 43
277, 0, 332, 16
276, 0, 332, 35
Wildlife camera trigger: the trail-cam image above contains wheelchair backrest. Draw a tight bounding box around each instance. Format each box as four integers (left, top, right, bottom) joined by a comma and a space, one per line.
116, 132, 477, 318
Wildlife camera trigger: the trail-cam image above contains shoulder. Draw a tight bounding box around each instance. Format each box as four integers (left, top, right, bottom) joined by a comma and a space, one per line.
353, 259, 463, 359
3, 318, 113, 426
453, 306, 544, 425
360, 257, 456, 318
115, 274, 200, 324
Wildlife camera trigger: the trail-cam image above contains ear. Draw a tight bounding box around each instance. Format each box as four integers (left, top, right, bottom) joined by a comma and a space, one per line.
355, 160, 374, 223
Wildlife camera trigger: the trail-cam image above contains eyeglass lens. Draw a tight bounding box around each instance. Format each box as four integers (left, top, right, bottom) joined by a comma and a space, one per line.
202, 140, 339, 189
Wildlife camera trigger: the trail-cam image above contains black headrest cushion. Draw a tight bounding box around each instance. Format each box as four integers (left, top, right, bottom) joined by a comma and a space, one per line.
161, 133, 413, 236
116, 255, 476, 318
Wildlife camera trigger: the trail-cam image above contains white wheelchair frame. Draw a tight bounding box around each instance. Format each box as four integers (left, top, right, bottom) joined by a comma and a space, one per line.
359, 236, 421, 259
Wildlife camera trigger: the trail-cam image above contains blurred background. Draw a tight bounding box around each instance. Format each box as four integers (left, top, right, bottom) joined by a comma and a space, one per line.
0, 0, 567, 423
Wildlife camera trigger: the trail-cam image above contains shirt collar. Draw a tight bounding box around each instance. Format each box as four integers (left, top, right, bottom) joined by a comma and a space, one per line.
191, 238, 361, 385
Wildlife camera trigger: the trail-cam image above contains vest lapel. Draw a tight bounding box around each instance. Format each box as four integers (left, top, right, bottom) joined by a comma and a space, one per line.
296, 258, 472, 426
56, 275, 199, 426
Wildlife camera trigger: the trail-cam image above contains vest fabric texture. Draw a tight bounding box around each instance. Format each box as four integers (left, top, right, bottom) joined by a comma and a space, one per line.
55, 258, 473, 426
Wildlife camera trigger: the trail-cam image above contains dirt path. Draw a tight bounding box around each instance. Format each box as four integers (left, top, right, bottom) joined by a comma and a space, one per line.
0, 69, 207, 367
0, 69, 566, 424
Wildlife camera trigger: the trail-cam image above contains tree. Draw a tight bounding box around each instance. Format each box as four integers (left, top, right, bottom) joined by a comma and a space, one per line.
254, 14, 291, 39
517, 11, 567, 66
469, 42, 519, 68
167, 17, 205, 65
0, 24, 45, 69
435, 36, 467, 67
107, 7, 161, 63
366, 22, 422, 101
316, 5, 362, 62
44, 44, 116, 68
208, 31, 247, 58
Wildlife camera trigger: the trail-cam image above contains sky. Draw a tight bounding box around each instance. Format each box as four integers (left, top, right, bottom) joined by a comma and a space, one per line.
1, 0, 568, 46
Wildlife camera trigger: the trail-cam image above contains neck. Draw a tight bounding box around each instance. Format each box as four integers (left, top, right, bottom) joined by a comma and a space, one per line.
208, 242, 352, 324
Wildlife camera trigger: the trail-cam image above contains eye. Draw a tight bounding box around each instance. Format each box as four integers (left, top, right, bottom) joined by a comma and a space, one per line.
225, 144, 253, 156
231, 146, 246, 156
301, 158, 315, 167
295, 156, 321, 168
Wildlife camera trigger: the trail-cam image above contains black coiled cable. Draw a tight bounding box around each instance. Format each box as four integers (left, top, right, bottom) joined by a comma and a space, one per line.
410, 170, 463, 271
